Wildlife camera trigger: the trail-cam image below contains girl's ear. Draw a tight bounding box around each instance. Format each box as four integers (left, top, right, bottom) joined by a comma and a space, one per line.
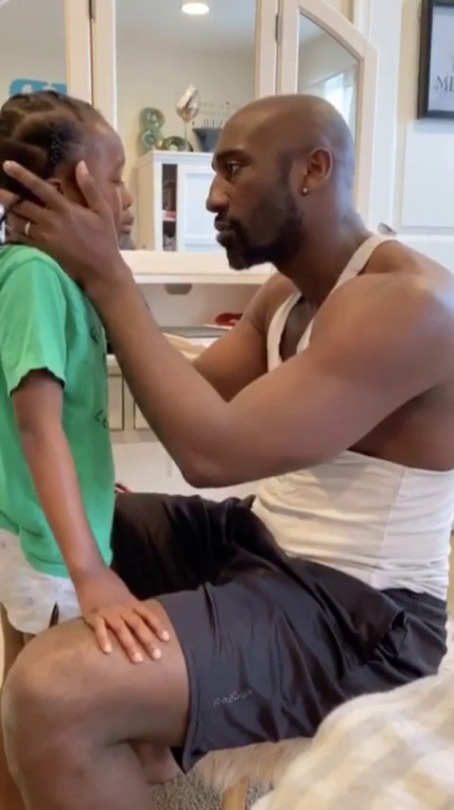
47, 177, 63, 194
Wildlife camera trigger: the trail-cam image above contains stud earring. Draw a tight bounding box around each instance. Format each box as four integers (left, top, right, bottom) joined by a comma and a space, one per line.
302, 186, 309, 196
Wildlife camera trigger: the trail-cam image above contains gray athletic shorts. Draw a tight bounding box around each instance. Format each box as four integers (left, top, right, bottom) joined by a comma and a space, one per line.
111, 493, 447, 773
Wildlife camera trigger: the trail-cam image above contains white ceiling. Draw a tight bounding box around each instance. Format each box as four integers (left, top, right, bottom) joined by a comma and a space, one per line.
117, 0, 325, 49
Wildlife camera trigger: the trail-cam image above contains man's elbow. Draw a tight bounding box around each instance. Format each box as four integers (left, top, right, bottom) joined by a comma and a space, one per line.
179, 453, 234, 489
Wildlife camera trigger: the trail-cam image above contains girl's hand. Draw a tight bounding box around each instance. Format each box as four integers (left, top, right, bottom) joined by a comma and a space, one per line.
75, 567, 170, 664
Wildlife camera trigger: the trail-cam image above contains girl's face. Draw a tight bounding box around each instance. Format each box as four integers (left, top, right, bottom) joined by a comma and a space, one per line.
57, 121, 130, 242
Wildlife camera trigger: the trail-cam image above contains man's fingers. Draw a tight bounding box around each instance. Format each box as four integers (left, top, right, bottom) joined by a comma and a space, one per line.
134, 604, 171, 642
7, 198, 47, 225
75, 161, 109, 214
0, 190, 20, 211
3, 161, 66, 211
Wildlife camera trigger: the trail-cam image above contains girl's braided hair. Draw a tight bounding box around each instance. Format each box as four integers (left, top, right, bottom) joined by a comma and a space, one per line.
0, 90, 100, 216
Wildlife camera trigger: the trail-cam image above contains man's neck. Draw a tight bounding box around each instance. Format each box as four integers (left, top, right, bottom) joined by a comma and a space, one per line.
277, 214, 371, 306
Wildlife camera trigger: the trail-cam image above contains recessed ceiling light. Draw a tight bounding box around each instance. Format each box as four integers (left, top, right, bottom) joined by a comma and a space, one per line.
181, 2, 210, 15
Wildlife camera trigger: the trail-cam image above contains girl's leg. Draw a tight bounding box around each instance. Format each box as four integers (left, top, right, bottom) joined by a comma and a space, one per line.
0, 606, 26, 810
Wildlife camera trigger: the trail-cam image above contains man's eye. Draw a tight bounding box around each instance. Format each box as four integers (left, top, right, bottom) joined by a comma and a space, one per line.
226, 162, 241, 178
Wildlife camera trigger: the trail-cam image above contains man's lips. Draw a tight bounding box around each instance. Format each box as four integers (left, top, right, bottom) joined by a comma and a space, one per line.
216, 229, 236, 246
215, 222, 236, 246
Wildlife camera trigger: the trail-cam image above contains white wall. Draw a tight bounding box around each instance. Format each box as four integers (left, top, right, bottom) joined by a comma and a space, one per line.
363, 0, 454, 270
396, 1, 454, 234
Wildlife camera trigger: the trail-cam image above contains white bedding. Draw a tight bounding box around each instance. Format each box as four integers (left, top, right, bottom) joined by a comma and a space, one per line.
254, 624, 454, 810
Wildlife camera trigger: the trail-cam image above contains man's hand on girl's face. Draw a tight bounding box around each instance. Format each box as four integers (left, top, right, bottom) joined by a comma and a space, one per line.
1, 160, 126, 291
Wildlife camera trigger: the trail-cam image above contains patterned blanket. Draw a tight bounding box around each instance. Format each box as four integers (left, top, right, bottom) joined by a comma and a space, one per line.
254, 626, 454, 810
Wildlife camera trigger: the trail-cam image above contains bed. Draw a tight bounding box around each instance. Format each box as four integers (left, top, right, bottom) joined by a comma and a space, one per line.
253, 621, 454, 810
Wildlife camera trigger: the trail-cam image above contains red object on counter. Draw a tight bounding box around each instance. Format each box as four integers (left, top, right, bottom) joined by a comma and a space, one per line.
214, 312, 242, 328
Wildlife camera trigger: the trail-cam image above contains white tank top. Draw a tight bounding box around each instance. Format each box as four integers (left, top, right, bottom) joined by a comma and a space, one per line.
252, 235, 454, 600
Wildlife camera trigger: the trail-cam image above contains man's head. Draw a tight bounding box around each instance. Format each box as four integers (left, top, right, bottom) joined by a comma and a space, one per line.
207, 94, 356, 272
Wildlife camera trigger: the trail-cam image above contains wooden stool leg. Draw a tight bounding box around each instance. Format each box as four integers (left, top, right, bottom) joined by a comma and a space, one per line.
221, 779, 249, 810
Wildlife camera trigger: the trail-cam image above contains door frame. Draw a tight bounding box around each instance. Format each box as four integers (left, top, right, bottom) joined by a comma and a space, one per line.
64, 0, 92, 103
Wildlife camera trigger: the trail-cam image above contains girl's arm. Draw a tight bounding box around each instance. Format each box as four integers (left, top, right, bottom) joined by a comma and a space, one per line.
13, 371, 106, 578
13, 370, 168, 662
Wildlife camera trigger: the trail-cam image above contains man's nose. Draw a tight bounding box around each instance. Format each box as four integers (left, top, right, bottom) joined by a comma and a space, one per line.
206, 176, 229, 213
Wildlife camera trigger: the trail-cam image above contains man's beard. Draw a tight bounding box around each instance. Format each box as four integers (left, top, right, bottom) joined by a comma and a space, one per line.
221, 194, 304, 271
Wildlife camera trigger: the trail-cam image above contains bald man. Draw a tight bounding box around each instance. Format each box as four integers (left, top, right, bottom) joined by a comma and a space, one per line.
2, 95, 454, 810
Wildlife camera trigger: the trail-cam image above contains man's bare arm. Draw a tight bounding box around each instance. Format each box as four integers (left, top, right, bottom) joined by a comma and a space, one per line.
193, 275, 293, 400
5, 163, 452, 487
90, 268, 454, 488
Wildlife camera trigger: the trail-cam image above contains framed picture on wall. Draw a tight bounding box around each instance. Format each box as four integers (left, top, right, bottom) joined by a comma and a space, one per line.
417, 0, 454, 119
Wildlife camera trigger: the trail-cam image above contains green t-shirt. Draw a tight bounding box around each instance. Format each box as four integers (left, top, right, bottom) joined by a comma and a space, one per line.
0, 245, 115, 577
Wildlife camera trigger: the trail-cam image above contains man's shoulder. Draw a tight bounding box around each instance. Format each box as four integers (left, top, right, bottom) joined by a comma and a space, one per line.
314, 245, 454, 380
330, 239, 454, 317
245, 273, 296, 334
366, 238, 453, 286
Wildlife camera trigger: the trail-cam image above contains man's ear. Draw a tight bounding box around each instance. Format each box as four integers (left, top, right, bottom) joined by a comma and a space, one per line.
302, 147, 333, 193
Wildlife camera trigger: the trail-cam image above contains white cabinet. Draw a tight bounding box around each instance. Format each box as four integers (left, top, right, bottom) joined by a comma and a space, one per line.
136, 151, 221, 253
108, 376, 124, 431
133, 404, 148, 431
107, 356, 124, 431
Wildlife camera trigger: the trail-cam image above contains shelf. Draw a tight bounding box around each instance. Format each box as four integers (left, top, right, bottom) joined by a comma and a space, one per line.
122, 250, 273, 286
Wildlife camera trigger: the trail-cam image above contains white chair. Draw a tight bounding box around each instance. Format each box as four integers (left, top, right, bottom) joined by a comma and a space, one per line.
195, 740, 310, 810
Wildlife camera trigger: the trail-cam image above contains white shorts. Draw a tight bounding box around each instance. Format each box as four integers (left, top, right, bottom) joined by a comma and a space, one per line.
0, 529, 80, 635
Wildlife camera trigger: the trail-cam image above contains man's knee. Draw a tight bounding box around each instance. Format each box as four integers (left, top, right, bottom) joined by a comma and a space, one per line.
2, 624, 88, 775
3, 647, 55, 777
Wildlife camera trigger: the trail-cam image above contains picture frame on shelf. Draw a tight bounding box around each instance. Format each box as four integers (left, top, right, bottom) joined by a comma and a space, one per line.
417, 0, 454, 119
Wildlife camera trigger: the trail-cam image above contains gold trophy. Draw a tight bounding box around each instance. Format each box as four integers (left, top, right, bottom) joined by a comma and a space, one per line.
176, 84, 200, 148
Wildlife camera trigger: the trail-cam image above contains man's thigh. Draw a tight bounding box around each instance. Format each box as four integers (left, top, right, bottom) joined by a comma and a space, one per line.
156, 568, 368, 773
112, 492, 239, 598
111, 492, 257, 599
4, 572, 337, 776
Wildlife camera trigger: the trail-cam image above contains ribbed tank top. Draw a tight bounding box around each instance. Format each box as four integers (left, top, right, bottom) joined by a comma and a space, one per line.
252, 235, 454, 599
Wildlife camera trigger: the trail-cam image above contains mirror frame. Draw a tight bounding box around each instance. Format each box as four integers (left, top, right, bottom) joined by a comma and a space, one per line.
277, 0, 378, 224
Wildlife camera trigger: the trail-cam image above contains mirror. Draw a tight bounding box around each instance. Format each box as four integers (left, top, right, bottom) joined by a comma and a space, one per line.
116, 0, 258, 251
0, 0, 66, 106
298, 13, 358, 137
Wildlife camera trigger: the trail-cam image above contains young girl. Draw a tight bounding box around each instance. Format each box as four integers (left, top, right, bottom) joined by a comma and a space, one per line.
0, 91, 166, 658
0, 91, 172, 810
